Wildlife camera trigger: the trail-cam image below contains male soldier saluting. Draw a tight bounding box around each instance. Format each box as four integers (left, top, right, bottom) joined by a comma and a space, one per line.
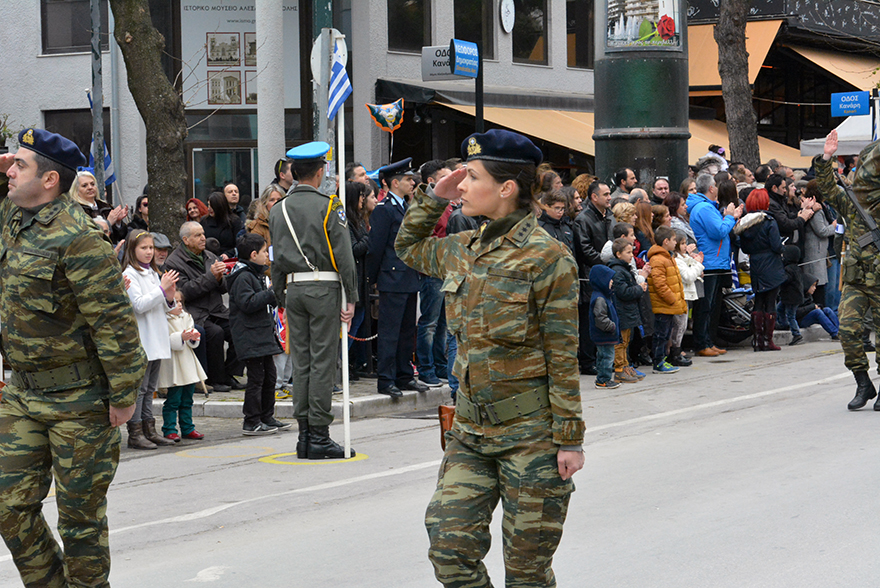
269, 141, 358, 459
0, 129, 146, 587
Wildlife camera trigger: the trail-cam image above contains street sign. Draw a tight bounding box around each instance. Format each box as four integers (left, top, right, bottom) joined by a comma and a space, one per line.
421, 45, 459, 82
449, 39, 479, 78
832, 91, 870, 117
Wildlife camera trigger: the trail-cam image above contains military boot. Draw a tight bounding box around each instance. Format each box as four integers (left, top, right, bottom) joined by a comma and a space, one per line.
127, 422, 157, 450
296, 419, 310, 459
307, 425, 355, 460
142, 418, 176, 446
848, 371, 877, 411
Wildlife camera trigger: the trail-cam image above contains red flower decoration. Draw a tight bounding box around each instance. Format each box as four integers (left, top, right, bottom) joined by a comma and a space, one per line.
657, 15, 675, 40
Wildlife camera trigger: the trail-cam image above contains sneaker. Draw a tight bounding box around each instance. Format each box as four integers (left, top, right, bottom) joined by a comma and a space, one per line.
789, 334, 804, 346
595, 380, 620, 389
626, 366, 646, 380
614, 370, 639, 384
418, 375, 443, 388
262, 417, 292, 431
653, 361, 679, 374
243, 423, 278, 436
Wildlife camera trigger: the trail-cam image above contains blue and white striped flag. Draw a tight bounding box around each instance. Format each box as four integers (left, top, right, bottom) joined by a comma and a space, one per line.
328, 41, 352, 121
88, 140, 116, 186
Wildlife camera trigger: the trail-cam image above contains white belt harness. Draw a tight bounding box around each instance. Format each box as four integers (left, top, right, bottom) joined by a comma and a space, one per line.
280, 198, 342, 287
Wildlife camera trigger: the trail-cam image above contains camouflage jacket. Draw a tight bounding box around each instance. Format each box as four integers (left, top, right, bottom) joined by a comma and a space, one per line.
396, 185, 585, 446
814, 147, 880, 287
269, 184, 358, 306
0, 181, 146, 407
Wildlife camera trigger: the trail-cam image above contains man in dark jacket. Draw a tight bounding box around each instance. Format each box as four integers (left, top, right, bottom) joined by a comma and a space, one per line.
165, 221, 241, 392
538, 191, 574, 252
766, 173, 813, 257
573, 181, 617, 373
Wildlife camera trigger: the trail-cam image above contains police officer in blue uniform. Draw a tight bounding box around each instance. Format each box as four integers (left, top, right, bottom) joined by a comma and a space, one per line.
366, 159, 429, 397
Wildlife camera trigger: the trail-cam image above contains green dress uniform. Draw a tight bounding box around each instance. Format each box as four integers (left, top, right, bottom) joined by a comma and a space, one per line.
396, 184, 585, 588
269, 183, 358, 429
813, 148, 880, 376
0, 180, 146, 586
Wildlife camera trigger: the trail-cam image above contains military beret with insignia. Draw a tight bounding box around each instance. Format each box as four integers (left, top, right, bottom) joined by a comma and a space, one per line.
461, 129, 543, 166
286, 141, 330, 162
378, 158, 414, 182
18, 128, 86, 171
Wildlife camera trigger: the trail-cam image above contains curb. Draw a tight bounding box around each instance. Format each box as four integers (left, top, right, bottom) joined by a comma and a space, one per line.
154, 384, 452, 420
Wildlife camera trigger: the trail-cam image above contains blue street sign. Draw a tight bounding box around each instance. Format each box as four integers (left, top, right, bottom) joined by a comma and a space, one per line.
449, 39, 479, 78
831, 91, 870, 117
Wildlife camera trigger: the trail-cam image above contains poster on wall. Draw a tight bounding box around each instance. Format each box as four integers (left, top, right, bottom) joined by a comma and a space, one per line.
181, 0, 300, 109
605, 0, 681, 51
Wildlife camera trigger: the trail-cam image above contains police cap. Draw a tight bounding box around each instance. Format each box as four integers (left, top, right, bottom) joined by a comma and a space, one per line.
378, 157, 413, 182
286, 141, 330, 162
18, 128, 86, 171
461, 129, 543, 166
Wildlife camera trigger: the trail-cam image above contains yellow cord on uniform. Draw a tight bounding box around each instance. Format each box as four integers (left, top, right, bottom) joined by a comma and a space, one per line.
324, 197, 340, 272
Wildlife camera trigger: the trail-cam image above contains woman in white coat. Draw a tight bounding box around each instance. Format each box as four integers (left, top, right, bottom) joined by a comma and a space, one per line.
802, 181, 837, 305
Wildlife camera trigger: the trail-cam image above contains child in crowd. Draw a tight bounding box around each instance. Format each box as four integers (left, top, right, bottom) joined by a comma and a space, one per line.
589, 264, 621, 389
157, 291, 207, 442
228, 233, 289, 435
670, 231, 703, 366
795, 280, 840, 339
537, 191, 574, 251
647, 226, 688, 373
607, 237, 646, 384
122, 231, 179, 449
780, 244, 805, 345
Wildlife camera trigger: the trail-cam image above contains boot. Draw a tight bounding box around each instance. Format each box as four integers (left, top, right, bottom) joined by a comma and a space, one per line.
126, 422, 157, 450
751, 311, 765, 351
307, 425, 356, 460
669, 347, 692, 367
142, 418, 176, 446
296, 419, 310, 459
764, 314, 781, 351
848, 371, 877, 410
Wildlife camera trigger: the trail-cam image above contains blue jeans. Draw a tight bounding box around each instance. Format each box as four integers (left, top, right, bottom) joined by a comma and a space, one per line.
652, 313, 674, 366
783, 304, 801, 336
348, 306, 365, 350
595, 344, 615, 384
417, 276, 447, 380
799, 306, 839, 335
826, 258, 841, 312
447, 333, 459, 400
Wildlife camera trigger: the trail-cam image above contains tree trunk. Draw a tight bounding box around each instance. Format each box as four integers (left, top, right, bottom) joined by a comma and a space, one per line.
109, 0, 188, 243
714, 0, 761, 170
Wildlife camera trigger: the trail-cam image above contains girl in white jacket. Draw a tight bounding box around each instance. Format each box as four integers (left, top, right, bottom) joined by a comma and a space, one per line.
158, 291, 207, 442
122, 231, 179, 450
670, 231, 705, 365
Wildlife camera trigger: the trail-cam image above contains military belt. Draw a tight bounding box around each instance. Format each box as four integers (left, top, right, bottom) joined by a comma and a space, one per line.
455, 386, 550, 426
10, 358, 104, 392
288, 271, 340, 283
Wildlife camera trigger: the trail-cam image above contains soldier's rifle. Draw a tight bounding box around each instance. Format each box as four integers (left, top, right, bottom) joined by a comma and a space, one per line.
836, 175, 880, 252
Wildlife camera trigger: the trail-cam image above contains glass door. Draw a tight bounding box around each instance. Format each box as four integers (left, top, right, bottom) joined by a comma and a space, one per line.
191, 147, 258, 209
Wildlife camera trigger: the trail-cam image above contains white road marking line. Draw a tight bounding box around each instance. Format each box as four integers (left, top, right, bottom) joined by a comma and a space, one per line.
185, 566, 229, 582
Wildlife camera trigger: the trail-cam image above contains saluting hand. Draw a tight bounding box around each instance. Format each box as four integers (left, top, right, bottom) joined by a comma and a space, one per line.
824, 129, 838, 161
0, 153, 13, 175
433, 167, 468, 200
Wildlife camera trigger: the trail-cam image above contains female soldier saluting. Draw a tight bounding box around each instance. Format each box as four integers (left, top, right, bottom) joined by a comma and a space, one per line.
395, 129, 585, 587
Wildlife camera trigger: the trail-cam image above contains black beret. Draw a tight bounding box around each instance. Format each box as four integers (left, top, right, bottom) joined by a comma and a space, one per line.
378, 158, 414, 182
17, 128, 86, 171
461, 129, 543, 166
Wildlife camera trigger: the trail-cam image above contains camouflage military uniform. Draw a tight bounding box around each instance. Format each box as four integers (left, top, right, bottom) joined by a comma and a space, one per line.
0, 181, 146, 588
396, 185, 584, 587
814, 148, 880, 374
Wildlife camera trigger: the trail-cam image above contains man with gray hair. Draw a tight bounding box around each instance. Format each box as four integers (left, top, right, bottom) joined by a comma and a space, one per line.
687, 173, 743, 357
628, 188, 650, 204
165, 221, 241, 392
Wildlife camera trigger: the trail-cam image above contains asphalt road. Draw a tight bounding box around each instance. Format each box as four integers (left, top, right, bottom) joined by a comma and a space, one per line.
0, 338, 878, 587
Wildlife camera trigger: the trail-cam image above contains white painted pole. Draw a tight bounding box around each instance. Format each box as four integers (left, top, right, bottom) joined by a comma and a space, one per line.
256, 0, 285, 192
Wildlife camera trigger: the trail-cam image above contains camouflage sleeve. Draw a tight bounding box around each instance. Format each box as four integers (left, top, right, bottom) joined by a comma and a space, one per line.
327, 197, 359, 304
813, 155, 847, 213
533, 252, 585, 445
63, 231, 147, 407
395, 185, 458, 279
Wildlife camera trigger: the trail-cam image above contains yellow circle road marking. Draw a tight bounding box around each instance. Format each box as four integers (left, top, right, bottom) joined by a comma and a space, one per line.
259, 452, 369, 465
176, 446, 277, 459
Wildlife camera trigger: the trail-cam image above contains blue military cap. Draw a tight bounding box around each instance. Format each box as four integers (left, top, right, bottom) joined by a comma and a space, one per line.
18, 128, 86, 171
461, 129, 543, 166
378, 157, 413, 182
286, 141, 330, 161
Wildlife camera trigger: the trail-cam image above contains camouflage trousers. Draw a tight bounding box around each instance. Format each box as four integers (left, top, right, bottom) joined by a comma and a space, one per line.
425, 423, 574, 587
839, 282, 880, 373
0, 386, 120, 588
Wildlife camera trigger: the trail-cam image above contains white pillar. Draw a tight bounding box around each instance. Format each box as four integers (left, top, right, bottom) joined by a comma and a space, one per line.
256, 0, 285, 191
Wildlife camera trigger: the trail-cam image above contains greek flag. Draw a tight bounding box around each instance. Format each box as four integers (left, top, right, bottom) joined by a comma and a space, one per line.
328, 41, 352, 121
88, 140, 116, 186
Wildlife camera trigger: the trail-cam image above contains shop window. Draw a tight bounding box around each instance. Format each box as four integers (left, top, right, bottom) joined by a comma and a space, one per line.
567, 0, 594, 69
454, 0, 494, 60
43, 109, 111, 159
513, 0, 548, 65
387, 0, 431, 53
41, 0, 109, 55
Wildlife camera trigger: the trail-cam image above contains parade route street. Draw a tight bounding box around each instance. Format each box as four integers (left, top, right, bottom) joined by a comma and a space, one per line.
0, 337, 877, 587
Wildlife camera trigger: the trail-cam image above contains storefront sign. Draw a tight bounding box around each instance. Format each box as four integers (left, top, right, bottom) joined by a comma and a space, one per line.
449, 39, 479, 78
180, 0, 301, 109
831, 91, 870, 117
605, 0, 682, 51
421, 45, 459, 82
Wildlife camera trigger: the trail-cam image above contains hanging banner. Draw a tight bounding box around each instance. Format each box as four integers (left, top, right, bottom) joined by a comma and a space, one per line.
180, 0, 301, 109
605, 0, 682, 51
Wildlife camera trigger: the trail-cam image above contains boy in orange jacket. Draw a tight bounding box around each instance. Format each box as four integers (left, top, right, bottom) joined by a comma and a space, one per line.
647, 226, 688, 374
